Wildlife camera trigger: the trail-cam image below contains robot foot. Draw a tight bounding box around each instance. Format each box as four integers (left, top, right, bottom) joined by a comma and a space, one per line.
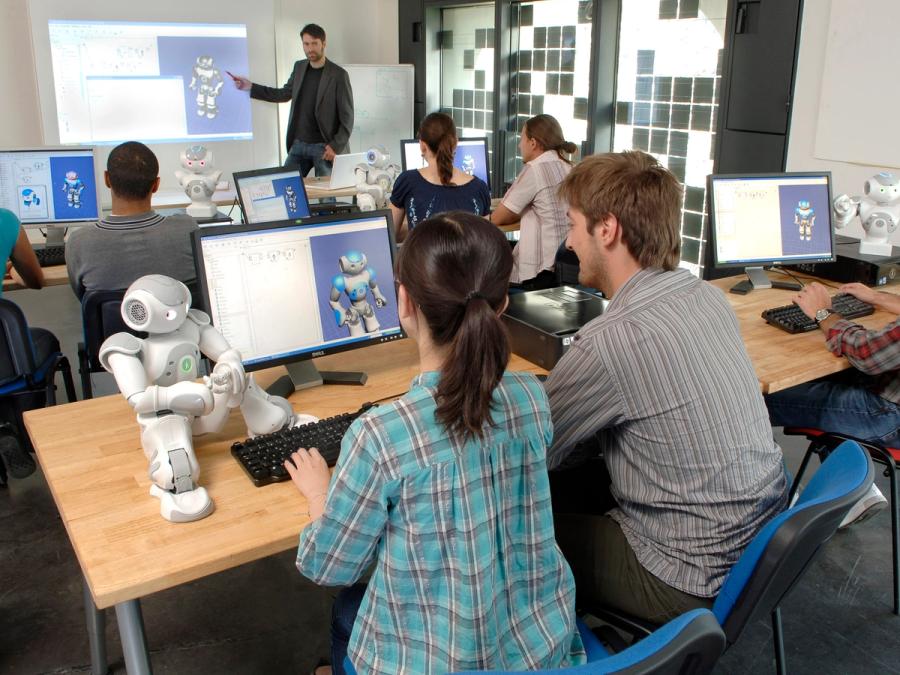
150, 485, 215, 523
197, 108, 205, 116
206, 110, 218, 119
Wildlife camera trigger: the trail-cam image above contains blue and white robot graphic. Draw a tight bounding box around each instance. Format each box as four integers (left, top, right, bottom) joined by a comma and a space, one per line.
284, 185, 298, 213
21, 188, 40, 208
328, 251, 388, 337
63, 170, 85, 208
189, 55, 224, 119
795, 199, 815, 241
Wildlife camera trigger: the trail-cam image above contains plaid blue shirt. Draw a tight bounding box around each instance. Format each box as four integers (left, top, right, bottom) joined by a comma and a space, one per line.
296, 371, 585, 674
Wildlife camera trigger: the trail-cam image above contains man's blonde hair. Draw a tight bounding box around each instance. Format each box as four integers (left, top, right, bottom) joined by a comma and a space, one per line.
559, 151, 682, 271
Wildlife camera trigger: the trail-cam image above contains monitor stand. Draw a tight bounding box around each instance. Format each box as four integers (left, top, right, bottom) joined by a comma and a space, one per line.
44, 226, 66, 247
266, 360, 367, 399
729, 266, 801, 294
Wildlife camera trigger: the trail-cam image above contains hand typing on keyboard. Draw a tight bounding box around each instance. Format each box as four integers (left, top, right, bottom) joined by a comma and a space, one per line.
792, 282, 833, 321
284, 447, 331, 520
761, 282, 876, 334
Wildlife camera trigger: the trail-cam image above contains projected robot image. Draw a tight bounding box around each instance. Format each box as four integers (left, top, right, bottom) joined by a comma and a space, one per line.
189, 55, 224, 119
795, 200, 815, 241
310, 229, 400, 343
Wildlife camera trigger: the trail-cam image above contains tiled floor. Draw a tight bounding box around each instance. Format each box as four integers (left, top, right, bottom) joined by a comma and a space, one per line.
2, 284, 899, 674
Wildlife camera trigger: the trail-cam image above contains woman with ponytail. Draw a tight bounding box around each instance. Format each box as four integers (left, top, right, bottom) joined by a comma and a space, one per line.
286, 211, 585, 675
390, 112, 491, 241
491, 114, 578, 289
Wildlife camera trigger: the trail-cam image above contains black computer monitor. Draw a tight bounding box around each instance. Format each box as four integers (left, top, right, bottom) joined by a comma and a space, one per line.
0, 147, 100, 245
232, 166, 311, 224
400, 137, 491, 192
192, 210, 404, 394
708, 171, 835, 293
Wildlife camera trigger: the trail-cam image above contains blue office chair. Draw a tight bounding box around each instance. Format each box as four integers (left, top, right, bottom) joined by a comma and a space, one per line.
339, 609, 724, 675
0, 297, 76, 483
592, 441, 874, 675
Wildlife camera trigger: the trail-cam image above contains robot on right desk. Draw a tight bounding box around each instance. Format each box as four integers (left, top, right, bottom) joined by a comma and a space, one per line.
833, 172, 900, 256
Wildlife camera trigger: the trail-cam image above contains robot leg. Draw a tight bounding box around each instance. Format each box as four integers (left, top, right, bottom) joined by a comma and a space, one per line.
239, 375, 303, 437
345, 312, 365, 337
67, 190, 74, 207
358, 301, 381, 333
74, 191, 81, 209
139, 414, 214, 523
196, 91, 206, 116
206, 94, 218, 119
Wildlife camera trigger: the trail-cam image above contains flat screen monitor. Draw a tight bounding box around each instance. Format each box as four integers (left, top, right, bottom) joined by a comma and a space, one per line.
0, 148, 100, 243
708, 171, 835, 292
400, 137, 491, 193
46, 20, 252, 145
193, 210, 404, 393
233, 167, 311, 224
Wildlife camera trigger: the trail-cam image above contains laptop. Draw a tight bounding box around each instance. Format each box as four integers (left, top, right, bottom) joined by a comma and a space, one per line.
314, 152, 367, 191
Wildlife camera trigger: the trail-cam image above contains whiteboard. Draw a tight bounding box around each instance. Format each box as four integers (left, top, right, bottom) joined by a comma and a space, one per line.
814, 0, 900, 168
344, 64, 414, 167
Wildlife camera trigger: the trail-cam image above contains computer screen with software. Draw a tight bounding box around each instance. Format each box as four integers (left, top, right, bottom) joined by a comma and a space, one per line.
0, 147, 100, 225
193, 210, 403, 391
233, 166, 311, 224
401, 137, 491, 192
708, 171, 835, 290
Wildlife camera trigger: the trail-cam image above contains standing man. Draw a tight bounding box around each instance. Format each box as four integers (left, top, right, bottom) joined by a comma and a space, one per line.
546, 151, 787, 625
230, 24, 354, 177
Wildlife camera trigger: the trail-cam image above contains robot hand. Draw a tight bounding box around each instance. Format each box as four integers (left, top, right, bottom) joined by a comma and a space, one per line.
132, 381, 214, 416
189, 77, 198, 91
833, 194, 856, 218
337, 307, 359, 327
375, 297, 386, 308
211, 348, 246, 397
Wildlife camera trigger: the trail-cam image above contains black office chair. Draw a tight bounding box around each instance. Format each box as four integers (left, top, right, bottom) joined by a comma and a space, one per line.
0, 297, 76, 483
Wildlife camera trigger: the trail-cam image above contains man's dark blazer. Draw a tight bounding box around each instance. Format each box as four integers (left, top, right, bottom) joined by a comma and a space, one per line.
250, 59, 354, 154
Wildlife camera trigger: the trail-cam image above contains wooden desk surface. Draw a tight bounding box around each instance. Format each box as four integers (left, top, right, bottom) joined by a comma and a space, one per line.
3, 264, 69, 293
24, 339, 545, 610
710, 275, 900, 394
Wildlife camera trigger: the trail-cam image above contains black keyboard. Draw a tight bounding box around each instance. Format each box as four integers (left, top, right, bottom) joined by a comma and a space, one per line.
762, 293, 875, 334
34, 245, 65, 267
231, 402, 376, 487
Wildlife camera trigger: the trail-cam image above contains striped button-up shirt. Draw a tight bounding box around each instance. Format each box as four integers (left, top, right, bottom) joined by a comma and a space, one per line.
827, 317, 900, 405
296, 371, 585, 674
546, 268, 788, 598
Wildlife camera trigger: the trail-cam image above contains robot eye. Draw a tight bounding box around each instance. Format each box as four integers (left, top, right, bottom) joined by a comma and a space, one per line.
200, 161, 205, 166
165, 309, 178, 320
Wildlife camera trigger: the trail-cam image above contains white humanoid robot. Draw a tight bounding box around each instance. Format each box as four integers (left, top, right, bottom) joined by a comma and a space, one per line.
833, 172, 900, 256
189, 55, 224, 119
354, 146, 401, 211
795, 199, 815, 241
328, 251, 388, 337
175, 145, 222, 219
62, 170, 84, 208
100, 275, 306, 523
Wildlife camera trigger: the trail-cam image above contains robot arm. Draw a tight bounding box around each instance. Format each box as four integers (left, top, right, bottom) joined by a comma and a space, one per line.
833, 194, 860, 230
329, 274, 356, 326
367, 267, 387, 307
193, 310, 247, 398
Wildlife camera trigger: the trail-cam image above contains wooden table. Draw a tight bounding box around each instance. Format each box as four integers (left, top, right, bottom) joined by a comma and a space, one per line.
3, 264, 69, 293
710, 275, 900, 393
24, 339, 546, 674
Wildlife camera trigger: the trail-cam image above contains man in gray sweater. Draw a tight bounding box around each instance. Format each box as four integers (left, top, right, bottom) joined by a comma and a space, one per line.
66, 142, 198, 299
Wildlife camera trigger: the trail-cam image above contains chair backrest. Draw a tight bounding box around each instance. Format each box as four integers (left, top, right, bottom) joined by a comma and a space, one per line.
449, 609, 725, 675
80, 289, 139, 372
555, 240, 580, 286
0, 298, 37, 386
712, 441, 873, 644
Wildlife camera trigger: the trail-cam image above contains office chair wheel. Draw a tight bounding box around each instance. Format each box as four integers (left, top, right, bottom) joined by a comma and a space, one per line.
0, 432, 36, 479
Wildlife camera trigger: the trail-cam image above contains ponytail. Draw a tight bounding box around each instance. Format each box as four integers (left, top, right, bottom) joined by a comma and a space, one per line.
419, 112, 458, 186
397, 211, 513, 440
524, 114, 577, 164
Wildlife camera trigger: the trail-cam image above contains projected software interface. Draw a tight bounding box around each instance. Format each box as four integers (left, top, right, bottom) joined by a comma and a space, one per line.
711, 174, 833, 265
234, 170, 311, 223
401, 138, 491, 189
198, 216, 402, 367
0, 148, 99, 222
48, 21, 252, 145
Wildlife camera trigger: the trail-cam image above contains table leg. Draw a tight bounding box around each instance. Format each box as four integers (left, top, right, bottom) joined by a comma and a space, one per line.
83, 579, 108, 675
114, 600, 152, 675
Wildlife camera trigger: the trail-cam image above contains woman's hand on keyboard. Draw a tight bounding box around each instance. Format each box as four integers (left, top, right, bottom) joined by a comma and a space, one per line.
285, 447, 331, 519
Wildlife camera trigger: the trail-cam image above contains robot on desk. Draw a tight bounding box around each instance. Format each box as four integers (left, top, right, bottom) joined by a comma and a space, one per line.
175, 145, 222, 219
354, 146, 400, 211
833, 172, 900, 256
795, 200, 816, 241
62, 170, 84, 209
100, 275, 311, 523
189, 55, 224, 120
329, 252, 388, 337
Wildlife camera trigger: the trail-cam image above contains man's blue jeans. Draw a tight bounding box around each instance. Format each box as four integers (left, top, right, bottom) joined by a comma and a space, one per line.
765, 372, 900, 447
285, 140, 332, 177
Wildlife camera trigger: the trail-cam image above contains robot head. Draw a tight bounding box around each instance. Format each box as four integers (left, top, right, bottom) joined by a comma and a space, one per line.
65, 170, 78, 181
285, 185, 295, 196
339, 251, 368, 275
21, 188, 36, 201
798, 199, 810, 210
121, 275, 192, 334
196, 55, 215, 68
180, 145, 213, 171
366, 146, 390, 169
864, 172, 900, 205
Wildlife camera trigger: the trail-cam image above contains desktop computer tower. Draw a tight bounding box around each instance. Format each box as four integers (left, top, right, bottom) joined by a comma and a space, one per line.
787, 236, 900, 286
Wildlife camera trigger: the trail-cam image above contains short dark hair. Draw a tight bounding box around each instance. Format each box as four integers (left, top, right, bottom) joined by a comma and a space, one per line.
300, 24, 326, 41
106, 142, 159, 200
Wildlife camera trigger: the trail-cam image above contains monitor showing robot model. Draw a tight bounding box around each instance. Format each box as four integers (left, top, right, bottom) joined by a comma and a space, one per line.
708, 171, 835, 291
400, 137, 491, 192
47, 20, 252, 145
0, 147, 100, 225
193, 210, 404, 392
233, 167, 311, 224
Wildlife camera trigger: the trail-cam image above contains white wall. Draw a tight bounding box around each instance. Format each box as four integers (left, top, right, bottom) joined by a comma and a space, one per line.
786, 0, 900, 244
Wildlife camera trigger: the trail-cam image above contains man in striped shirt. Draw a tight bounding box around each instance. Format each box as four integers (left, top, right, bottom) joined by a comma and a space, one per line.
545, 151, 788, 624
